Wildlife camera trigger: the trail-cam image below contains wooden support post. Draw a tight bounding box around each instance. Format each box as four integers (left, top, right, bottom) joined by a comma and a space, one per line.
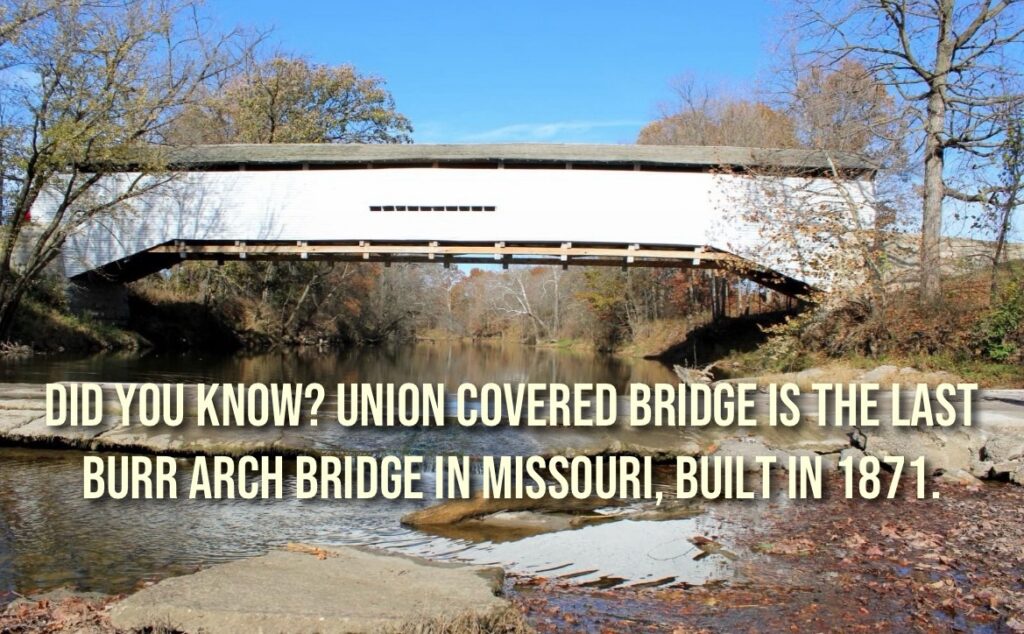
236, 240, 246, 260
360, 241, 370, 260
298, 240, 308, 260
692, 246, 704, 266
428, 241, 438, 261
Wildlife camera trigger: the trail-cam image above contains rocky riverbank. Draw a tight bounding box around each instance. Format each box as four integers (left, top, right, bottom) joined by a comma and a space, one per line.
1, 545, 521, 634
6, 473, 1023, 633
508, 473, 1024, 632
2, 370, 1024, 632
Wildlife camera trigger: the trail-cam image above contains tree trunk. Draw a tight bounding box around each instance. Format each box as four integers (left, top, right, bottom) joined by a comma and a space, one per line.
920, 0, 954, 304
0, 281, 29, 341
990, 194, 1014, 298
551, 270, 560, 335
0, 302, 15, 342
921, 120, 944, 303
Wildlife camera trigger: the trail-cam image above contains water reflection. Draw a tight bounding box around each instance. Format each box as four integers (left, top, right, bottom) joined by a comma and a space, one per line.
0, 344, 692, 598
0, 448, 429, 597
0, 341, 676, 388
2, 342, 692, 458
0, 448, 758, 598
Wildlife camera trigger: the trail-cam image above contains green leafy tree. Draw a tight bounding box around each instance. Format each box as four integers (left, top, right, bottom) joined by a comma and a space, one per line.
159, 53, 413, 344
168, 56, 411, 144
0, 0, 245, 340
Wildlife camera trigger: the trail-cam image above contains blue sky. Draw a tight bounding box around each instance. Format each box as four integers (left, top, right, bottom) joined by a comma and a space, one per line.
211, 1, 782, 144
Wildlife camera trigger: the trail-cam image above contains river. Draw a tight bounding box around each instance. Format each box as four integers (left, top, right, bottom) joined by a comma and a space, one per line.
0, 342, 764, 599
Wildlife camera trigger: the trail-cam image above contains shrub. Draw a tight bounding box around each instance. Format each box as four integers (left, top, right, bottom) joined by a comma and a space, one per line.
973, 276, 1024, 362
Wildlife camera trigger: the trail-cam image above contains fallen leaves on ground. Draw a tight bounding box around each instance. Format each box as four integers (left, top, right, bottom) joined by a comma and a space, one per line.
284, 543, 336, 560
512, 473, 1024, 633
0, 594, 119, 633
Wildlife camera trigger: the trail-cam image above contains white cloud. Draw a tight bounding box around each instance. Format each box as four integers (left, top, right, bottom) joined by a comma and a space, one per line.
460, 119, 645, 142
415, 119, 645, 143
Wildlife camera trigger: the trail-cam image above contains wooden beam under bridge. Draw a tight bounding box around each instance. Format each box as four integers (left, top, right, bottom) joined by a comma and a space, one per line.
157, 242, 733, 260
79, 239, 813, 298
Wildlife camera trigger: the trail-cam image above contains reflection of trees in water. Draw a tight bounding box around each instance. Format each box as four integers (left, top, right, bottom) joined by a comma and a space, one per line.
0, 451, 206, 596
0, 342, 676, 392
0, 472, 19, 598
0, 345, 679, 595
222, 341, 674, 390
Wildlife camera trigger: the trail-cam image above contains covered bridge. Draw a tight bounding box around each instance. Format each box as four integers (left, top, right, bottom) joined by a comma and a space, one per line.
35, 143, 876, 297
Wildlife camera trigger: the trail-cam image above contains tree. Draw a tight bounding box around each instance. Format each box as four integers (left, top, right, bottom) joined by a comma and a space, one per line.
639, 64, 902, 301
980, 101, 1024, 294
339, 264, 429, 344
158, 52, 413, 345
784, 59, 913, 291
789, 60, 907, 161
0, 0, 245, 339
572, 269, 623, 347
426, 267, 467, 335
491, 268, 556, 343
167, 55, 411, 144
792, 0, 1024, 302
450, 269, 508, 338
638, 77, 800, 148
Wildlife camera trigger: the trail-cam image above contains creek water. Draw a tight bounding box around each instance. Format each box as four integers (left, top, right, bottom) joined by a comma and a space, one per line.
0, 342, 763, 599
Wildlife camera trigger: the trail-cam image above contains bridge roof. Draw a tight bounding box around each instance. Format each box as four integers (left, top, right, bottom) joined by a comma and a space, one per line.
127, 143, 874, 176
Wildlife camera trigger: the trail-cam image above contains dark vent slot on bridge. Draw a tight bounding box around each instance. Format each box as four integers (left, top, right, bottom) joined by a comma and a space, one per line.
369, 205, 496, 212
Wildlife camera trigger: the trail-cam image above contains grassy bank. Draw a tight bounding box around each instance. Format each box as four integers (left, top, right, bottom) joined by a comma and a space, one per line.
5, 283, 328, 355
8, 297, 145, 354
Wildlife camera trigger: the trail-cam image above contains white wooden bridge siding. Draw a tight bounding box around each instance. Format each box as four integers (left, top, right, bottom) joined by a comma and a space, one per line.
31, 149, 874, 289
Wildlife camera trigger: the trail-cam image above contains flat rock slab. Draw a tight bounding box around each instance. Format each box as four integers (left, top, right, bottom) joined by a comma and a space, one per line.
108, 546, 507, 634
0, 410, 43, 433
6, 415, 114, 444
